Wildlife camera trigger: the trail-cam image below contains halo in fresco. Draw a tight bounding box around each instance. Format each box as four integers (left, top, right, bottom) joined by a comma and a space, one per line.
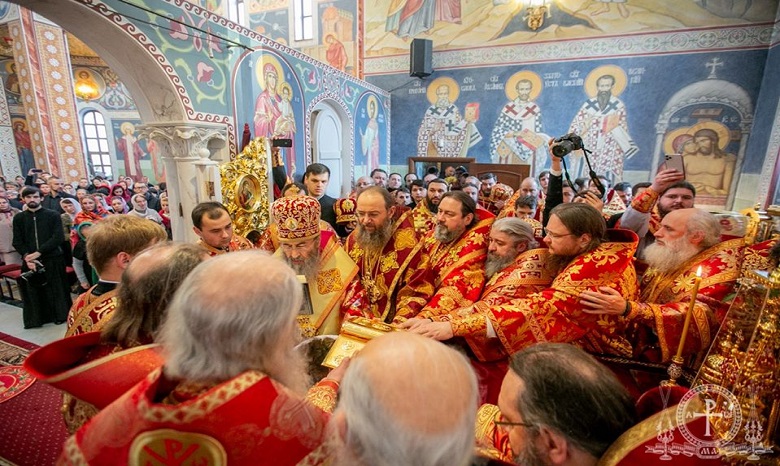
426, 77, 459, 105
366, 95, 379, 118
663, 127, 693, 154
584, 65, 627, 98
689, 120, 731, 149
505, 70, 542, 101
255, 55, 284, 92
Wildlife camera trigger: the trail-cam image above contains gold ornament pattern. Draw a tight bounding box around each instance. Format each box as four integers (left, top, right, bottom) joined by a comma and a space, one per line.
220, 137, 270, 238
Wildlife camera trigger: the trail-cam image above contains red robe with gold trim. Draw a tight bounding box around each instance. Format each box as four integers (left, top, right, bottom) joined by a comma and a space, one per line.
445, 248, 552, 362
627, 238, 744, 364
341, 210, 432, 322
65, 287, 118, 337
396, 217, 493, 321
257, 221, 336, 253
197, 233, 253, 256
408, 201, 436, 239
489, 230, 639, 357
59, 368, 331, 466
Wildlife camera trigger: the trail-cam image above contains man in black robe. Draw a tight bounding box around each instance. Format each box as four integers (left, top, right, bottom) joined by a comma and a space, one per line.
12, 186, 71, 328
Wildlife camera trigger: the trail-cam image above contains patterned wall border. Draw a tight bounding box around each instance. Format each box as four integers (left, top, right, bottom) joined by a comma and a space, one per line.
757, 99, 780, 206
364, 24, 775, 75
0, 126, 21, 178
306, 68, 356, 182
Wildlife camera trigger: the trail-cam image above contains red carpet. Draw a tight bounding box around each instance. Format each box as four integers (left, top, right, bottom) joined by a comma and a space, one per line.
0, 333, 68, 466
0, 366, 35, 403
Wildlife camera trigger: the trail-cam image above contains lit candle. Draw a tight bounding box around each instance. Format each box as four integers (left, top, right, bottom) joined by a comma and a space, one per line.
675, 266, 703, 360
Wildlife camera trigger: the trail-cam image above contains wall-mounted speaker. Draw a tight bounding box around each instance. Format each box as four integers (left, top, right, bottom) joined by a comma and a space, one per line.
410, 38, 433, 78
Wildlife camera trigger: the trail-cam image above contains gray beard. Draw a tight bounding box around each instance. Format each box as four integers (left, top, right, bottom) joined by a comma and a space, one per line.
267, 341, 311, 396
284, 252, 320, 284
485, 252, 515, 279
355, 221, 393, 254
433, 224, 463, 244
644, 239, 701, 274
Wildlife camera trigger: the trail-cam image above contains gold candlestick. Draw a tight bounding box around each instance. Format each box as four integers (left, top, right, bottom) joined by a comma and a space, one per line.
665, 265, 703, 386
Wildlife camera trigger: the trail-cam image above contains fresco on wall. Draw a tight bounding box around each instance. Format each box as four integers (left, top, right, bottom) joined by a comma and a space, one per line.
489, 70, 548, 174
2, 60, 20, 106
248, 5, 289, 44
72, 67, 106, 101
111, 119, 152, 182
369, 50, 765, 209
354, 92, 387, 170
365, 0, 776, 57
73, 66, 137, 111
11, 117, 33, 174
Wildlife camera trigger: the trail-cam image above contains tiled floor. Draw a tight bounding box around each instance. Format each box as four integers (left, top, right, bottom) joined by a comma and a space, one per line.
0, 301, 64, 346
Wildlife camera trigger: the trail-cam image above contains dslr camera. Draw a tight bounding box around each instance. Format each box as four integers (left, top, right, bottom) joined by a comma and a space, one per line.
551, 133, 584, 158
20, 267, 46, 281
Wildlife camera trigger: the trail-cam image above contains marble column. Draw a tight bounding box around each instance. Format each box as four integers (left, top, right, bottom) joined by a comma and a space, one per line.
138, 122, 228, 242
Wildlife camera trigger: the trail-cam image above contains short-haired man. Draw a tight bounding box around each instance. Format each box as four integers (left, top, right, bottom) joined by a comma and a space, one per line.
41, 175, 77, 213
191, 201, 253, 255
393, 187, 412, 207
67, 215, 167, 336
353, 175, 374, 198
272, 196, 357, 336
477, 343, 636, 465
59, 251, 344, 465
500, 177, 543, 221
408, 177, 449, 238
484, 204, 638, 357
387, 172, 402, 191
332, 332, 478, 466
409, 179, 426, 208
477, 172, 498, 211
618, 168, 695, 257
580, 208, 743, 365
13, 186, 72, 328
407, 218, 551, 401
304, 163, 338, 230
404, 172, 418, 188
462, 183, 495, 220
341, 187, 432, 322
132, 180, 160, 211
396, 191, 493, 321
370, 168, 388, 188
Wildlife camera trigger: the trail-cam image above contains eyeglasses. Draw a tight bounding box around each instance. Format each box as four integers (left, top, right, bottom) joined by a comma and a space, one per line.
543, 228, 575, 239
494, 412, 535, 431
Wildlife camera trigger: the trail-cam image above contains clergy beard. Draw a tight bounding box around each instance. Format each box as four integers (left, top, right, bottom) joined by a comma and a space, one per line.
597, 91, 611, 111
436, 98, 450, 109
485, 252, 515, 279
265, 340, 311, 396
644, 236, 701, 274
25, 201, 40, 210
284, 251, 320, 284
547, 253, 577, 275
355, 220, 393, 254
427, 199, 439, 214
434, 224, 464, 244
514, 437, 551, 466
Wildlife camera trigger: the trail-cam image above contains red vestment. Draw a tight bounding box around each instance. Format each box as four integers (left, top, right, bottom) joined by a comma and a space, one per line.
490, 230, 639, 357
396, 216, 493, 321
59, 369, 331, 466
196, 233, 253, 256
627, 238, 744, 364
66, 287, 118, 337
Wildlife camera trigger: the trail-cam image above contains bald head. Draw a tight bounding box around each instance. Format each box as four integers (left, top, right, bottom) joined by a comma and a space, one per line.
336, 332, 477, 466
519, 177, 539, 197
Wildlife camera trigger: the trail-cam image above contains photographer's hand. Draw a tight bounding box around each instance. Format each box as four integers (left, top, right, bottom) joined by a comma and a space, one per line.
25, 252, 41, 262
651, 168, 684, 193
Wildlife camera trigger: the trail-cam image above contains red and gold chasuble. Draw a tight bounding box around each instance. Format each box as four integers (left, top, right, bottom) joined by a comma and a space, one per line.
490, 230, 639, 357
628, 238, 744, 364
396, 217, 493, 321
24, 331, 163, 433
447, 248, 553, 362
65, 287, 118, 337
341, 210, 430, 322
617, 187, 662, 235
258, 220, 336, 253
408, 201, 436, 239
59, 369, 331, 466
474, 404, 514, 464
197, 233, 253, 256
274, 231, 358, 337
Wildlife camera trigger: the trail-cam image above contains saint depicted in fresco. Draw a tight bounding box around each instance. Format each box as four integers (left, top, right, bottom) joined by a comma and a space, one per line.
254, 58, 297, 175
568, 66, 637, 182
324, 34, 347, 72
683, 123, 737, 197
489, 71, 549, 174
361, 96, 380, 171
116, 122, 145, 181
385, 0, 462, 38
417, 77, 480, 158
5, 62, 19, 95
12, 120, 34, 174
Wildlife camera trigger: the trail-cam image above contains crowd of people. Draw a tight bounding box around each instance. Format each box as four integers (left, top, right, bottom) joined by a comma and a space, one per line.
11, 152, 780, 465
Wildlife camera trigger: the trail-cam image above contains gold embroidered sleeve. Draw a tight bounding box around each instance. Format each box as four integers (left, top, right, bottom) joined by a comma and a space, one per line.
305, 379, 339, 413
629, 188, 659, 214
450, 313, 487, 337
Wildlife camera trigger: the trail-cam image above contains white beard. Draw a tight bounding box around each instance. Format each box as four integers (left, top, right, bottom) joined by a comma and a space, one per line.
644, 236, 701, 274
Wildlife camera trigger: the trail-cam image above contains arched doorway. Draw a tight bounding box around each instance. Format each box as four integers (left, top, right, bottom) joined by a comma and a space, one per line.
311, 100, 351, 197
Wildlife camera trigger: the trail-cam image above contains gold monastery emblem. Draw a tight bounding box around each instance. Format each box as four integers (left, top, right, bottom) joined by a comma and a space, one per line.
129, 429, 227, 466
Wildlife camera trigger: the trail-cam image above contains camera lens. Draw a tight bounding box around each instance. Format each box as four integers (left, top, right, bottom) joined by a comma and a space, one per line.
552, 140, 574, 157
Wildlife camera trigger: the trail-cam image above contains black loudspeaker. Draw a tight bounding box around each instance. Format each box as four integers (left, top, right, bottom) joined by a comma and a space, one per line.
410, 38, 433, 78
